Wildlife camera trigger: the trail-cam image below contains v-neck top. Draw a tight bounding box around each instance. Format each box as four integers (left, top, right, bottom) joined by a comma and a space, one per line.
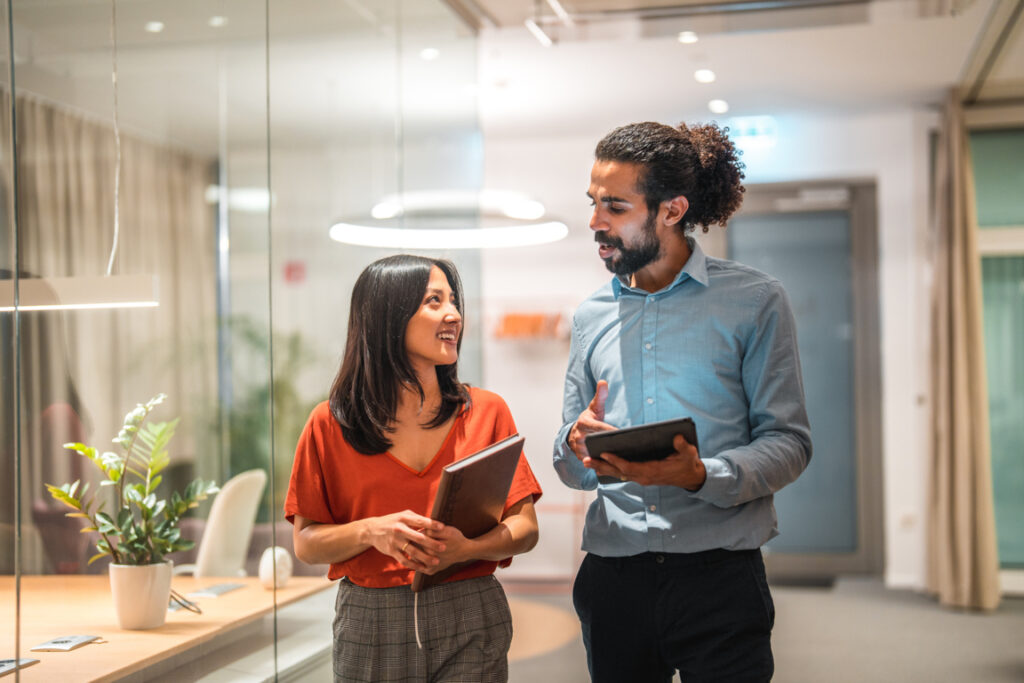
285, 386, 542, 587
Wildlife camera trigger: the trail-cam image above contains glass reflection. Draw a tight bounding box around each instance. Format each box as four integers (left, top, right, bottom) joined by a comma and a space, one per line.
3, 0, 484, 679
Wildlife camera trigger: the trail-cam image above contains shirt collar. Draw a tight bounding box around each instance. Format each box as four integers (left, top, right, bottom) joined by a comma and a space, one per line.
611, 237, 710, 298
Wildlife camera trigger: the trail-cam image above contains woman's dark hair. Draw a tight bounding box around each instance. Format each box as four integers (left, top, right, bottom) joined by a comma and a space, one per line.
328, 254, 469, 454
594, 121, 745, 233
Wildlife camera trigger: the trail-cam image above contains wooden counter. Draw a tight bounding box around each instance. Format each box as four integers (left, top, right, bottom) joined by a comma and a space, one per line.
1, 574, 333, 682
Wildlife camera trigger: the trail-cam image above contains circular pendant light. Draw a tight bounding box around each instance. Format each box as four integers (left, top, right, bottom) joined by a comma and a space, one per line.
329, 189, 568, 250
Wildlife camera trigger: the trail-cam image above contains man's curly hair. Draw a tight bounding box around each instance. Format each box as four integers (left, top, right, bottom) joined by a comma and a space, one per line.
594, 121, 745, 233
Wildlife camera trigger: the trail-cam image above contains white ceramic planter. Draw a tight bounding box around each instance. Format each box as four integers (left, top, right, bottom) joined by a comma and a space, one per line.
109, 560, 173, 629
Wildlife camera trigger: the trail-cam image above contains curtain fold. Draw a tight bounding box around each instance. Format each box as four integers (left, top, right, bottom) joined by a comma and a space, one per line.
0, 90, 218, 574
927, 92, 1001, 610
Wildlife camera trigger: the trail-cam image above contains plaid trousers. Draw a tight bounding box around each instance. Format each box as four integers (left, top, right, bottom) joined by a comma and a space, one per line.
332, 574, 513, 683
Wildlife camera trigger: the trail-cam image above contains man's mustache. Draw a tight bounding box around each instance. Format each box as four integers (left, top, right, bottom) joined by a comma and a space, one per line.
594, 233, 623, 249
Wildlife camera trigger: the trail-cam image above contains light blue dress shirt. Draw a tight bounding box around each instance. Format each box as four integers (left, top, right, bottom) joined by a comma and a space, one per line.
553, 239, 812, 556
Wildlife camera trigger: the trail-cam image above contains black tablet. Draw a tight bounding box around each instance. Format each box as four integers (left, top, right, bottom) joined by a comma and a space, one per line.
584, 416, 698, 463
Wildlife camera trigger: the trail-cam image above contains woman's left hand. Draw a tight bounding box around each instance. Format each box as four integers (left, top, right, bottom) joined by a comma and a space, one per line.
414, 526, 473, 575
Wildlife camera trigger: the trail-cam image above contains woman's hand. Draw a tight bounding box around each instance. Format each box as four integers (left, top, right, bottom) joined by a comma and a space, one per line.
415, 525, 473, 575
412, 497, 540, 576
292, 511, 447, 570
362, 510, 447, 571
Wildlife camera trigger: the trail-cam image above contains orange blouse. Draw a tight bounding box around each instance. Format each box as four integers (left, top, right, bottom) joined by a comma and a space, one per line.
284, 387, 542, 588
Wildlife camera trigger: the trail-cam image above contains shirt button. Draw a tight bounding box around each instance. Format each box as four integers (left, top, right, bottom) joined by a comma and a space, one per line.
655, 554, 665, 564
646, 397, 654, 404
645, 343, 652, 350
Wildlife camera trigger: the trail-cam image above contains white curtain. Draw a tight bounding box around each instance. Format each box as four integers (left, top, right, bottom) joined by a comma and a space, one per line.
0, 91, 218, 574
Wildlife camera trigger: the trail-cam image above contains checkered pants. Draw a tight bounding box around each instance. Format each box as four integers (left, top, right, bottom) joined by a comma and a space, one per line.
332, 574, 513, 683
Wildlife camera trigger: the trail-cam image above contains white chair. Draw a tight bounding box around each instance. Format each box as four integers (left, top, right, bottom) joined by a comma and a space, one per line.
173, 469, 267, 578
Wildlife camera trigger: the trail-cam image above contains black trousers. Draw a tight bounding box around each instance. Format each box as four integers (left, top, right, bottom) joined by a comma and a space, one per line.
572, 548, 775, 683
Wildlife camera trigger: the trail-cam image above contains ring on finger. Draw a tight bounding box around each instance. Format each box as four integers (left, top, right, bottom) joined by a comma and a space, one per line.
401, 541, 410, 553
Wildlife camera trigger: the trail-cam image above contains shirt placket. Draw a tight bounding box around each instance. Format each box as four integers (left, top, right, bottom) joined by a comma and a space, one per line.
641, 292, 663, 552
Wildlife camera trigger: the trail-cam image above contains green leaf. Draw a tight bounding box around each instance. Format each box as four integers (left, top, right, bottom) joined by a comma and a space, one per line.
123, 465, 147, 479
124, 485, 144, 504
45, 482, 82, 510
96, 512, 118, 534
47, 393, 226, 567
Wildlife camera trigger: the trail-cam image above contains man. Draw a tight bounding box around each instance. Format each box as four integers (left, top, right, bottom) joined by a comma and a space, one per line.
553, 121, 812, 682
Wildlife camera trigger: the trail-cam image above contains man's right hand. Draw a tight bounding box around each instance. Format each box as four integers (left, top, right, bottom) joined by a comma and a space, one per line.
567, 380, 616, 462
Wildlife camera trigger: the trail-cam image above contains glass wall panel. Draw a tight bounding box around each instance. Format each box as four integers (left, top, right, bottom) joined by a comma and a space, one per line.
264, 1, 483, 671
981, 256, 1024, 567
3, 0, 273, 678
1, 0, 17, 667
969, 129, 1024, 228
2, 0, 481, 678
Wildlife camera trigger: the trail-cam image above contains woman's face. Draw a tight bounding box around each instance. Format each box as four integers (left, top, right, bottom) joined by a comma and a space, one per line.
404, 265, 462, 374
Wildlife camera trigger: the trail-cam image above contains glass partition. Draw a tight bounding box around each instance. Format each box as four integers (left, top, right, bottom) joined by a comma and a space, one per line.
266, 0, 484, 587
1, 0, 16, 667
1, 0, 482, 679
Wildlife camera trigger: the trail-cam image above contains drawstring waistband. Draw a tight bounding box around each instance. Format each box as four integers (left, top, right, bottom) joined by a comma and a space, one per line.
413, 591, 423, 649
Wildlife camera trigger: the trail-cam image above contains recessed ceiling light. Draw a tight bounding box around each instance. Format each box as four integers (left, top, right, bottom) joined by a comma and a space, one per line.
420, 47, 440, 61
694, 69, 716, 84
144, 21, 165, 33
708, 99, 730, 114
524, 19, 554, 47
677, 31, 698, 44
208, 16, 228, 28
546, 0, 575, 27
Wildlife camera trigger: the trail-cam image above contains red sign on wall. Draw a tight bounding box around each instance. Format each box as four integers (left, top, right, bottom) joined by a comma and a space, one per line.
283, 260, 306, 284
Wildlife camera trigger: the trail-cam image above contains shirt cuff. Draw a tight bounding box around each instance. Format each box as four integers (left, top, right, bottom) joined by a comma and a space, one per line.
554, 421, 575, 461
689, 457, 732, 505
553, 423, 598, 490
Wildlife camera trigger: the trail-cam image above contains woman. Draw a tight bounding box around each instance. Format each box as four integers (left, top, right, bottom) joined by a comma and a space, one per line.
285, 254, 541, 683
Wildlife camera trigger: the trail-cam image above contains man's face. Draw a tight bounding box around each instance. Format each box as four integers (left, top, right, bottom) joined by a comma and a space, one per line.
587, 160, 662, 276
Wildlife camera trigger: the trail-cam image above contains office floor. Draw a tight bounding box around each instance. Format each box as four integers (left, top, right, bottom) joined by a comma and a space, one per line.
506, 577, 1024, 683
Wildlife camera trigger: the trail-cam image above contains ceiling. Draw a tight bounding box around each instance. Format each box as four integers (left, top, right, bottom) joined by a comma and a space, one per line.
455, 0, 887, 27
1, 0, 1021, 155
458, 0, 1023, 137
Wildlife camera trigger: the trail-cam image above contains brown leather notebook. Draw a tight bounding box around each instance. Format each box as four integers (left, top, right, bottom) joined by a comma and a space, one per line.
410, 434, 525, 593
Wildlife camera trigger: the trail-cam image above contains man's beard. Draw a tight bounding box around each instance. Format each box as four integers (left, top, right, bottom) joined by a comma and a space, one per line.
595, 211, 661, 276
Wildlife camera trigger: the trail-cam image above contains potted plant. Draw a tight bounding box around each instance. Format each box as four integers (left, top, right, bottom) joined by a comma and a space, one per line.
45, 393, 219, 629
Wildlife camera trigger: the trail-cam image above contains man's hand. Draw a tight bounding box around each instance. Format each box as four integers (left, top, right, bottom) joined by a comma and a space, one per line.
587, 433, 707, 491
567, 380, 617, 462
